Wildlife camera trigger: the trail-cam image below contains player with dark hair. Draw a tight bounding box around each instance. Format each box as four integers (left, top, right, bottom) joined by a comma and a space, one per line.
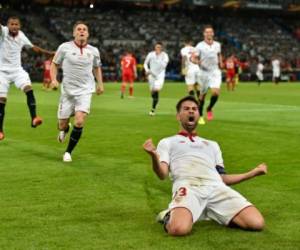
143, 95, 267, 236
50, 21, 104, 162
0, 16, 53, 140
144, 42, 169, 116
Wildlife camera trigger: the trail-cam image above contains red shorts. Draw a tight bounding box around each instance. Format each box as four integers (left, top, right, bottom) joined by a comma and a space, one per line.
43, 72, 51, 83
226, 71, 235, 81
122, 72, 134, 83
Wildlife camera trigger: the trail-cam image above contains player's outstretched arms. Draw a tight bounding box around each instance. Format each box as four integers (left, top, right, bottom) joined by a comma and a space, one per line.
32, 45, 55, 56
221, 163, 268, 186
143, 139, 169, 180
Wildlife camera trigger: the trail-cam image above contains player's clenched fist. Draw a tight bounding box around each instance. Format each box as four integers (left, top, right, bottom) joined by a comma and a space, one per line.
143, 138, 157, 155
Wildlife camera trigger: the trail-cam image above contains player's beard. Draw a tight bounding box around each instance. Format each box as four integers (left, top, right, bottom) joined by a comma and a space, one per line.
181, 118, 197, 133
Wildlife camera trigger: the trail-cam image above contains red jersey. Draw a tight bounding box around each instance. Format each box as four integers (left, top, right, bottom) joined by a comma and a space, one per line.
225, 58, 236, 73
43, 59, 52, 80
121, 54, 136, 75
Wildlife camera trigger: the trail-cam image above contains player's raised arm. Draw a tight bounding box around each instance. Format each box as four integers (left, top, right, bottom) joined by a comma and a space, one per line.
143, 138, 169, 180
221, 163, 268, 186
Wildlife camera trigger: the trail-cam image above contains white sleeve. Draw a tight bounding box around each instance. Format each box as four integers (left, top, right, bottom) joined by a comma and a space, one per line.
53, 44, 66, 65
156, 138, 171, 165
0, 25, 3, 37
212, 142, 224, 168
161, 53, 169, 68
217, 43, 221, 54
93, 48, 101, 68
143, 53, 150, 72
21, 32, 33, 48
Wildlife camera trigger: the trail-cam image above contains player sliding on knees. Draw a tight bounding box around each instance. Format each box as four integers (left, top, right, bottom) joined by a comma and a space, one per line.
50, 21, 104, 162
0, 16, 54, 141
143, 96, 268, 236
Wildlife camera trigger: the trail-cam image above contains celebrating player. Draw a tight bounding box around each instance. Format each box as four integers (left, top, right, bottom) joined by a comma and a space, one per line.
180, 38, 201, 99
143, 96, 267, 236
120, 50, 137, 98
0, 16, 53, 141
50, 21, 104, 162
193, 25, 223, 124
144, 42, 169, 116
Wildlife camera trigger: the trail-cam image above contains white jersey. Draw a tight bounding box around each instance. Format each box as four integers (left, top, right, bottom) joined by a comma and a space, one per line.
143, 51, 169, 77
0, 25, 33, 70
157, 134, 224, 186
272, 59, 280, 75
53, 41, 101, 96
180, 46, 199, 71
257, 63, 264, 73
195, 41, 221, 72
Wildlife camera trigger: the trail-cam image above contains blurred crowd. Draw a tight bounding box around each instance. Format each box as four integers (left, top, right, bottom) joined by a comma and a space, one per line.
1, 5, 299, 81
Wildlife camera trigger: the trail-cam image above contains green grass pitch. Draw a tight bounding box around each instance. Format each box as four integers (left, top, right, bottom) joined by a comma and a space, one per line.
0, 82, 299, 249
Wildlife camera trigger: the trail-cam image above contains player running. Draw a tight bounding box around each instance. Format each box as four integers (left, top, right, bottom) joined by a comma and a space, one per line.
120, 50, 137, 98
0, 16, 53, 140
50, 21, 104, 162
180, 38, 201, 99
193, 25, 223, 124
225, 54, 239, 91
144, 42, 169, 116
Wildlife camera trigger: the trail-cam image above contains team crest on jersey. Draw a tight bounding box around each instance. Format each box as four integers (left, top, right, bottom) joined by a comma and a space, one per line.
179, 141, 186, 143
202, 141, 209, 146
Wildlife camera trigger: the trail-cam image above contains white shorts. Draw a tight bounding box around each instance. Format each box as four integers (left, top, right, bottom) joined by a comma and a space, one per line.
256, 72, 264, 81
199, 69, 222, 94
273, 71, 280, 78
168, 182, 252, 225
57, 93, 92, 119
185, 67, 201, 85
0, 68, 31, 97
148, 74, 165, 91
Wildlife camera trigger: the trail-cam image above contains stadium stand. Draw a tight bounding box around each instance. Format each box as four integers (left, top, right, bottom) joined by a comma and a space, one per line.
1, 2, 299, 81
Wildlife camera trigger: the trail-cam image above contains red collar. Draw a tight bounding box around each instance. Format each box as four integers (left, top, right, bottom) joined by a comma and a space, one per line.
74, 41, 87, 48
9, 31, 18, 38
178, 131, 197, 142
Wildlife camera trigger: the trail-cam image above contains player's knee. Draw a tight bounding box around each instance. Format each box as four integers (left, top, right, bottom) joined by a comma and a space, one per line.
248, 216, 265, 231
167, 221, 192, 236
0, 97, 7, 104
23, 85, 32, 93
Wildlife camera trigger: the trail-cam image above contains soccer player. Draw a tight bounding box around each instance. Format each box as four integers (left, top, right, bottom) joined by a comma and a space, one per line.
42, 55, 53, 90
194, 25, 223, 124
50, 21, 104, 162
225, 54, 238, 91
143, 96, 267, 236
120, 50, 137, 98
256, 61, 264, 86
180, 39, 201, 99
0, 16, 53, 141
272, 56, 281, 84
144, 42, 169, 116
